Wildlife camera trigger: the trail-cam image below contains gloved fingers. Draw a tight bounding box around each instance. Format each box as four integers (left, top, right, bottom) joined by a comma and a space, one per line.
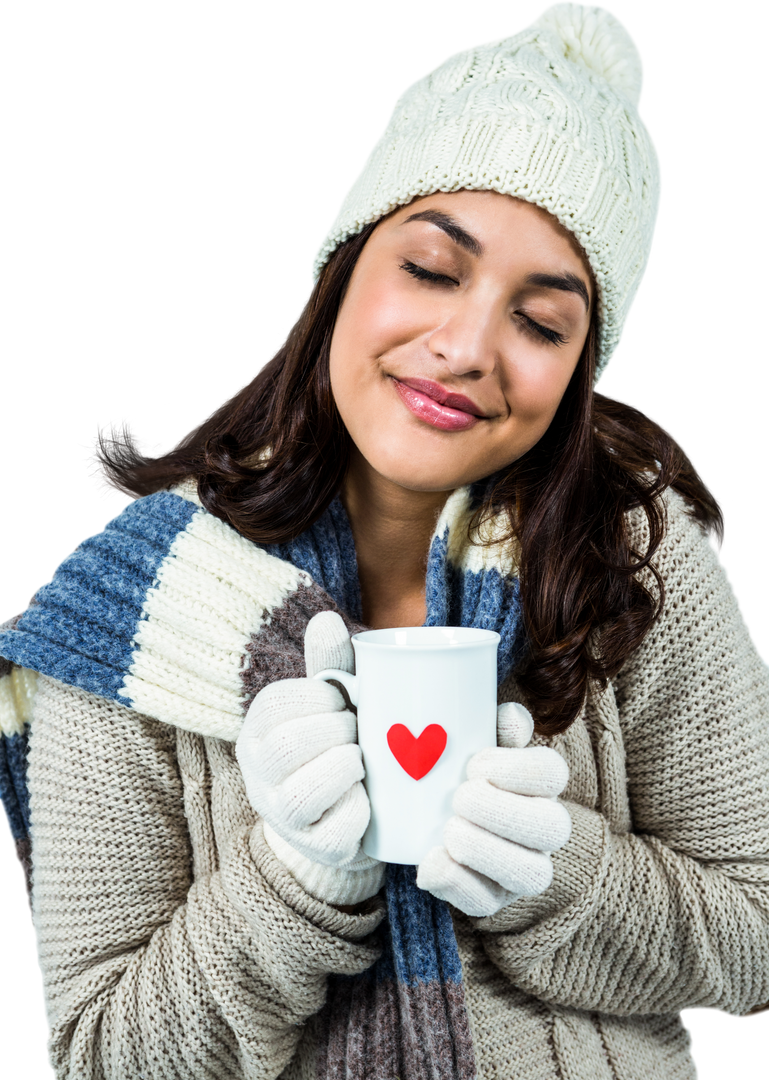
278, 743, 365, 830
254, 710, 358, 786
443, 816, 554, 896
416, 845, 515, 917
243, 678, 346, 741
453, 778, 572, 851
283, 781, 372, 866
305, 610, 355, 679
466, 745, 569, 798
496, 702, 534, 749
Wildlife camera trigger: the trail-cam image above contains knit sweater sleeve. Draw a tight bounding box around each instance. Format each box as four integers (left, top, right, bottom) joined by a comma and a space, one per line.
28, 675, 384, 1080
472, 488, 769, 1016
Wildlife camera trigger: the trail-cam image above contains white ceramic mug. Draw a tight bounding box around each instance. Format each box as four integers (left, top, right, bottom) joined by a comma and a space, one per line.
314, 626, 499, 865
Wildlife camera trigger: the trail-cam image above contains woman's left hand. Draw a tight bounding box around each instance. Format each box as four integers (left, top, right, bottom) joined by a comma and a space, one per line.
416, 702, 572, 917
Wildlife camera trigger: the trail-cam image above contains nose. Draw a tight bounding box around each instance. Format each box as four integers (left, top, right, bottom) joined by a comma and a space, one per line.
426, 297, 499, 378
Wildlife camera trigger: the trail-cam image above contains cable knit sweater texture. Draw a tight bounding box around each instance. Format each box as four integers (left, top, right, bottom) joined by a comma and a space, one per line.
9, 486, 769, 1079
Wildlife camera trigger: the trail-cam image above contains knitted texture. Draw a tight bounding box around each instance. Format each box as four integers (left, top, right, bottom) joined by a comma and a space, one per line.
263, 823, 385, 906
19, 487, 769, 1079
313, 3, 659, 379
0, 481, 525, 1079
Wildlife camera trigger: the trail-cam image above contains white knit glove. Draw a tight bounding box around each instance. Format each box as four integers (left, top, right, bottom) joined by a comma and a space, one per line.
236, 611, 384, 905
416, 702, 571, 917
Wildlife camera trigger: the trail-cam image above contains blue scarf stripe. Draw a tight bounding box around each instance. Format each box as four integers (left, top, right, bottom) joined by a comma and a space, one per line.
263, 498, 363, 622
425, 526, 524, 683
384, 865, 463, 986
0, 727, 30, 841
0, 491, 199, 704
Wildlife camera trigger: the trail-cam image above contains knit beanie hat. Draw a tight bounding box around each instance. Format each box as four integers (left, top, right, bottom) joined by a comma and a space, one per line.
314, 4, 659, 380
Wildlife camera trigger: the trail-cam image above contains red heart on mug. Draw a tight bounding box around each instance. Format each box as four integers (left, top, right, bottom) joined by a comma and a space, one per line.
386, 723, 447, 780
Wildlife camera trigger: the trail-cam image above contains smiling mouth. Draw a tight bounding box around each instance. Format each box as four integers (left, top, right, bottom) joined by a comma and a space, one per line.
399, 378, 486, 414
391, 377, 486, 431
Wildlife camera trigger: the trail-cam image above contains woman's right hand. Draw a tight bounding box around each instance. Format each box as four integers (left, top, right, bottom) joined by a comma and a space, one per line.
235, 611, 372, 868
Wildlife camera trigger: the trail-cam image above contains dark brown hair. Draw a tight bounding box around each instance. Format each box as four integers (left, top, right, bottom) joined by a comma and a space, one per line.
99, 223, 723, 736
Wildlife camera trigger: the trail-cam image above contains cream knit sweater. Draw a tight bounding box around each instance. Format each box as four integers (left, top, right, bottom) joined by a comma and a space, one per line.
26, 488, 769, 1079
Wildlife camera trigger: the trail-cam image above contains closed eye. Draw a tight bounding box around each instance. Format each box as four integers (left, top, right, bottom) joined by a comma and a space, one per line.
399, 261, 565, 345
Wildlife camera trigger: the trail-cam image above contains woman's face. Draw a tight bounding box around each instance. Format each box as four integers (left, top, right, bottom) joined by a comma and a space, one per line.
329, 190, 594, 493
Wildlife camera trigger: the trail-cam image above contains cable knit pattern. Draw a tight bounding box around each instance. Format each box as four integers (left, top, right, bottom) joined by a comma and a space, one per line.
10, 487, 768, 1079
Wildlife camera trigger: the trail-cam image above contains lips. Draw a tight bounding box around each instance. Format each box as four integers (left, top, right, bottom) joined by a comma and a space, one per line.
393, 380, 478, 431
398, 379, 485, 416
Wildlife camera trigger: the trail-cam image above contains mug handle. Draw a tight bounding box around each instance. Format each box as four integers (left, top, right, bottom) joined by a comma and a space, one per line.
313, 668, 360, 707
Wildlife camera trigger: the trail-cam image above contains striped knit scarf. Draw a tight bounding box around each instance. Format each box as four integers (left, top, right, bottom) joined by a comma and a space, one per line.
0, 481, 523, 1079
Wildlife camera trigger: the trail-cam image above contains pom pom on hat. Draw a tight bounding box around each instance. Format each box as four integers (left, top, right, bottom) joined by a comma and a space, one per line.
535, 0, 648, 111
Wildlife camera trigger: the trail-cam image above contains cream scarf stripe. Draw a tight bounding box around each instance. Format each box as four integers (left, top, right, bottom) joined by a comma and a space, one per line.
0, 663, 38, 738
125, 485, 309, 740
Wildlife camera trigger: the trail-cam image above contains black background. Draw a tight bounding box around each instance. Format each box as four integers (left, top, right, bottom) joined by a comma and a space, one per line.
6, 6, 764, 1071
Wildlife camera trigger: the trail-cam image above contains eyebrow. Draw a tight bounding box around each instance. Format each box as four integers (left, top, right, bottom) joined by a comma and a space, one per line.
401, 209, 591, 310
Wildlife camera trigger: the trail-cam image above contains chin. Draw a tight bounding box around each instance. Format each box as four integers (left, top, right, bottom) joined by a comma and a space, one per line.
366, 446, 484, 493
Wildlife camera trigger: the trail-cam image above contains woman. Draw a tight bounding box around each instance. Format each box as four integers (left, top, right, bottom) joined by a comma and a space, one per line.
1, 4, 768, 1078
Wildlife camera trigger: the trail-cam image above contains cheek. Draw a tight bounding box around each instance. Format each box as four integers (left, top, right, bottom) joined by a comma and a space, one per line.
329, 291, 399, 431
503, 355, 575, 423
333, 274, 430, 366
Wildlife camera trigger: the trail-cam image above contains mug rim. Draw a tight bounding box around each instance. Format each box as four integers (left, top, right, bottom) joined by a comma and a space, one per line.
351, 626, 500, 648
